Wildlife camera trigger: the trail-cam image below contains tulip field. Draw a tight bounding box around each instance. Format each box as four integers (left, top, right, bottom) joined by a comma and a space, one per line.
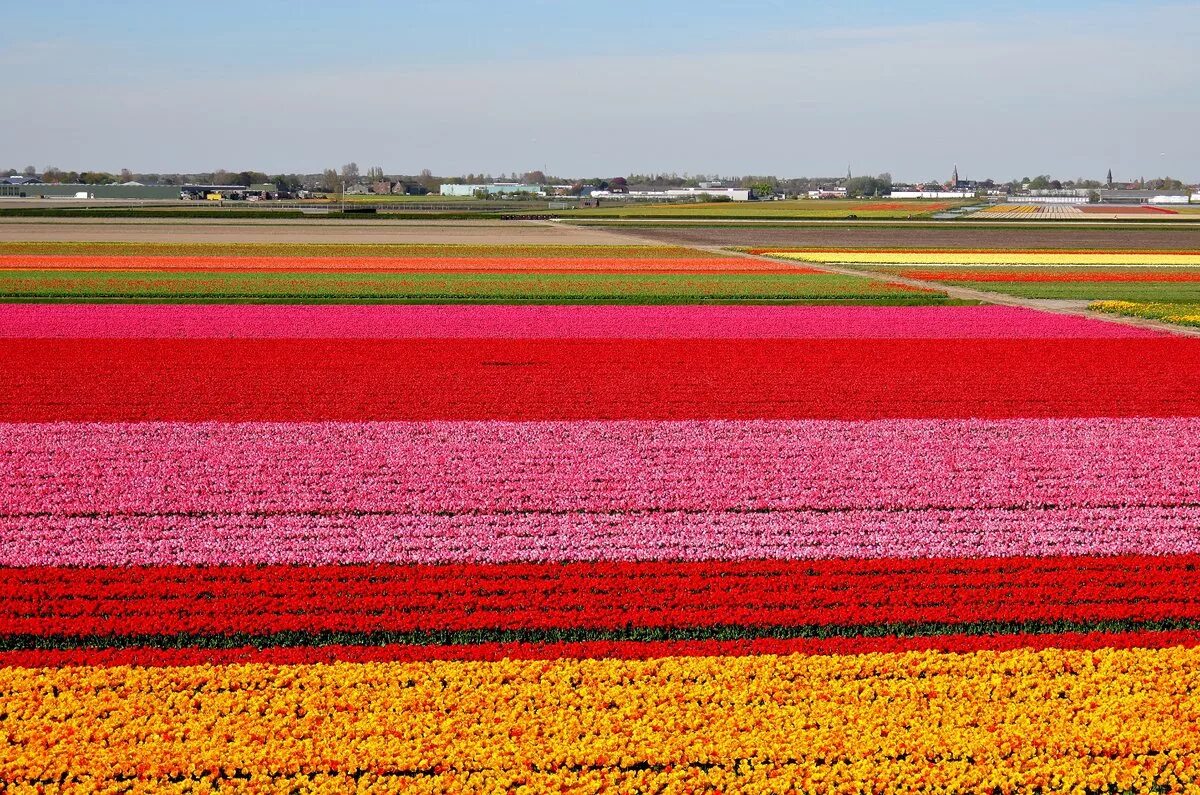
766, 248, 1200, 325
4, 239, 1200, 792
0, 243, 947, 304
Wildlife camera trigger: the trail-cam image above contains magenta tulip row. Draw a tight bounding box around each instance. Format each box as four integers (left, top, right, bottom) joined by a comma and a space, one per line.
0, 304, 1162, 339
2, 418, 1195, 566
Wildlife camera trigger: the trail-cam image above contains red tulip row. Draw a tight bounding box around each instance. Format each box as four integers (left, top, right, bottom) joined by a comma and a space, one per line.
5, 555, 1198, 637
4, 338, 1200, 421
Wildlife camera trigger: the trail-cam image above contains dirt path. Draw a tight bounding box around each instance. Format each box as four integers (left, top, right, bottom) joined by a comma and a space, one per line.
682, 242, 1200, 339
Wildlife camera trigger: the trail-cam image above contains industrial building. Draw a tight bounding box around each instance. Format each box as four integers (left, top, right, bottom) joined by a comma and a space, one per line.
439, 183, 545, 197
0, 182, 178, 199
589, 187, 753, 201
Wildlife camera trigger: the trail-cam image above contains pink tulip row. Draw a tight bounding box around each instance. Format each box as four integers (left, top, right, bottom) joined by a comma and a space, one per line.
3, 505, 1197, 567
3, 418, 1194, 513
0, 304, 1162, 339
2, 418, 1195, 566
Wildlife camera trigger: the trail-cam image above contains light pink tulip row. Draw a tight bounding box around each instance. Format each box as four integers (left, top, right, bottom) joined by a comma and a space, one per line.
2, 418, 1194, 566
0, 304, 1162, 339
3, 505, 1198, 567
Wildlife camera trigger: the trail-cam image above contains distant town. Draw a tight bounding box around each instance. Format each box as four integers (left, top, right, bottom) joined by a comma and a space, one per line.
2, 164, 1196, 206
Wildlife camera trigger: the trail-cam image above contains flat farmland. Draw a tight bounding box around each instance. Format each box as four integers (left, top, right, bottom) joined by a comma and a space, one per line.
557, 199, 966, 219
627, 223, 1200, 250
0, 219, 653, 245
0, 241, 948, 303
5, 220, 1200, 792
763, 249, 1200, 329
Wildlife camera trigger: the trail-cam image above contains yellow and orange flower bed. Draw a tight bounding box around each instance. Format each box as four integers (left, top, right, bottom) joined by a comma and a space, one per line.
5, 648, 1200, 791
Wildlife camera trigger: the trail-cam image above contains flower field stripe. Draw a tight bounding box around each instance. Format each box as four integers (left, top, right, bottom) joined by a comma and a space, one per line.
7, 628, 1200, 668
0, 269, 933, 303
9, 620, 1200, 657
11, 506, 1200, 567
3, 648, 1200, 791
0, 242, 722, 258
0, 304, 1162, 339
766, 250, 1200, 266
0, 254, 779, 272
4, 339, 1200, 421
892, 268, 1200, 283
5, 556, 1200, 639
1094, 301, 1200, 329
748, 247, 1200, 256
4, 417, 1199, 567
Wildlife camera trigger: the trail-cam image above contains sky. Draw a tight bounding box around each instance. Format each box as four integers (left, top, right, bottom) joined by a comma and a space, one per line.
2, 0, 1198, 181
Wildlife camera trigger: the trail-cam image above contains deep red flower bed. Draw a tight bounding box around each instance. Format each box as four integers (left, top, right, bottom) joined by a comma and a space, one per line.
3, 338, 1200, 421
5, 556, 1199, 637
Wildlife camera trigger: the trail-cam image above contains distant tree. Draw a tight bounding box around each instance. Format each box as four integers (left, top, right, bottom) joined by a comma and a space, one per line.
365, 166, 385, 182
42, 166, 65, 183
845, 175, 890, 198
270, 174, 304, 193
1049, 180, 1062, 190
340, 162, 360, 184
750, 182, 775, 198
417, 169, 439, 193
321, 168, 339, 192
1087, 190, 1101, 203
523, 170, 547, 185
22, 165, 36, 177
1148, 177, 1184, 190
79, 172, 117, 185
1027, 175, 1052, 190
568, 182, 585, 196
609, 177, 628, 193
119, 168, 133, 183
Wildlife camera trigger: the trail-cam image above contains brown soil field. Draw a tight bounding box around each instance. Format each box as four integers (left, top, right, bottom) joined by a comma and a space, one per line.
625, 226, 1200, 251
0, 220, 650, 246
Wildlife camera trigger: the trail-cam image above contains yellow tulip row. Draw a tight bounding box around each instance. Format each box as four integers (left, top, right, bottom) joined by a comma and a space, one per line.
975, 205, 1039, 214
4, 647, 1200, 793
768, 251, 1200, 266
1092, 300, 1200, 328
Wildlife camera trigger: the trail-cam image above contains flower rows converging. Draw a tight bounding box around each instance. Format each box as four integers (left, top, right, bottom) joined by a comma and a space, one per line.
0, 243, 948, 304
757, 250, 1200, 320
3, 298, 1200, 790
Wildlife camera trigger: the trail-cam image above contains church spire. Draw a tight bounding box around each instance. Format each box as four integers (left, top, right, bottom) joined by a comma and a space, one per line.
951, 164, 959, 187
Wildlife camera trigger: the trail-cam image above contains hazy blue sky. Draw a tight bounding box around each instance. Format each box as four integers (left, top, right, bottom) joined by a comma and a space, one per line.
2, 1, 1197, 181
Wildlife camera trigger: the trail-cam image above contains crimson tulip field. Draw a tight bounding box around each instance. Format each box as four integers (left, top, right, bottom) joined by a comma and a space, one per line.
4, 243, 1200, 791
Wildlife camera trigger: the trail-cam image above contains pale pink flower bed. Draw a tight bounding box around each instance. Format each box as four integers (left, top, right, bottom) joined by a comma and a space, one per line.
2, 418, 1194, 566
